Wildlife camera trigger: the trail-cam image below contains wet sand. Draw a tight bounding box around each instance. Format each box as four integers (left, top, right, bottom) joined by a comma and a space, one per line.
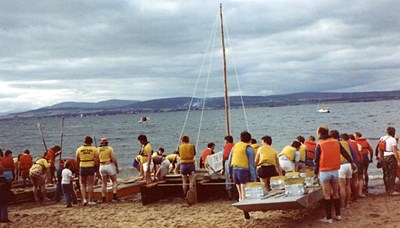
3, 181, 400, 228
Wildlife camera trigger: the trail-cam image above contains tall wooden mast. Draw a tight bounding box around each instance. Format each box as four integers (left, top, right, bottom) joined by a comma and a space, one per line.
220, 3, 230, 136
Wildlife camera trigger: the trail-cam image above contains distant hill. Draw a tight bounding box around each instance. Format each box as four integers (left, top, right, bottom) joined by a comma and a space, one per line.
3, 90, 400, 119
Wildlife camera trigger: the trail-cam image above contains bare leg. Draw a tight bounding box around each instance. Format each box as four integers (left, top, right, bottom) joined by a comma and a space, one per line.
80, 175, 87, 203
101, 176, 107, 198
240, 184, 246, 200
110, 175, 118, 194
182, 175, 188, 194
87, 175, 95, 203
345, 178, 351, 207
339, 178, 346, 208
235, 184, 242, 201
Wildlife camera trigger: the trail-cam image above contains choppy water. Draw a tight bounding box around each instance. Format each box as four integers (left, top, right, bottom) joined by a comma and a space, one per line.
1, 100, 399, 178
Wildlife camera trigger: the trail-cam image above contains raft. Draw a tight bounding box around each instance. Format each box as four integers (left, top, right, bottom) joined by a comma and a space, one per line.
232, 186, 323, 219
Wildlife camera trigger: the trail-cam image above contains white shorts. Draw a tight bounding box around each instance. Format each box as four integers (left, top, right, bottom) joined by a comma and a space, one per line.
279, 156, 294, 172
338, 163, 352, 179
100, 163, 117, 177
143, 161, 154, 172
158, 160, 171, 178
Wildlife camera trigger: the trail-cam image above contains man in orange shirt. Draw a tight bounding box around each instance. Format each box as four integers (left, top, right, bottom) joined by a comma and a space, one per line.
44, 145, 61, 184
200, 142, 215, 168
19, 149, 33, 187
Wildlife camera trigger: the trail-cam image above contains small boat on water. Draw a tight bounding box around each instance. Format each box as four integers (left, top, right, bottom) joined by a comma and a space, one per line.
138, 116, 149, 123
317, 108, 330, 113
317, 99, 330, 113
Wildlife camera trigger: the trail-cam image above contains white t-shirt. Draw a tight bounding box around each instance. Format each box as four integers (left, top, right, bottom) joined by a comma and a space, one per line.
380, 135, 397, 156
61, 168, 73, 184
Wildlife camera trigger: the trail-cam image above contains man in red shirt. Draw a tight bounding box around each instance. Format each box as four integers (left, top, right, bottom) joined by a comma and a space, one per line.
44, 145, 61, 184
200, 142, 215, 168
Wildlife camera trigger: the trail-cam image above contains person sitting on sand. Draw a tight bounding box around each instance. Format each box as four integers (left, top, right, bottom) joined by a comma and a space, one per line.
30, 157, 51, 203
178, 136, 196, 197
200, 142, 215, 169
304, 135, 316, 168
278, 141, 301, 174
255, 135, 283, 191
314, 126, 356, 224
98, 137, 119, 203
137, 134, 153, 184
76, 136, 99, 206
62, 160, 77, 208
227, 131, 257, 201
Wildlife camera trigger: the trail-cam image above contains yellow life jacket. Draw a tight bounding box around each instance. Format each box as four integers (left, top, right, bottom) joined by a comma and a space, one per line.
166, 154, 179, 163
258, 145, 278, 166
299, 144, 306, 162
279, 146, 296, 161
339, 141, 352, 164
98, 146, 113, 163
179, 143, 195, 164
139, 143, 153, 163
76, 145, 97, 167
231, 142, 250, 168
250, 143, 260, 156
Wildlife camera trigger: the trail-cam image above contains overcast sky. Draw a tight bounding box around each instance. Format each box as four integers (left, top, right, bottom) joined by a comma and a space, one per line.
0, 0, 399, 114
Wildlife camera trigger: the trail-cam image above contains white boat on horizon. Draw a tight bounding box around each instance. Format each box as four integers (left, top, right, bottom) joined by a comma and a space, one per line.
317, 108, 330, 113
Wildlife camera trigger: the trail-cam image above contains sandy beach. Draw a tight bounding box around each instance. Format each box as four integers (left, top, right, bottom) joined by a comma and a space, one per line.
3, 180, 400, 228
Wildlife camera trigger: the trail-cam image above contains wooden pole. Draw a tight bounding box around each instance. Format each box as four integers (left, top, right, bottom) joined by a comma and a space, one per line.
59, 117, 65, 162
220, 3, 230, 136
37, 122, 48, 152
91, 123, 97, 147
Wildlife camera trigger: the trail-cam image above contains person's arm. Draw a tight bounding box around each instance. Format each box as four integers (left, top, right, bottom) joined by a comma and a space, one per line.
255, 147, 261, 166
275, 155, 283, 176
392, 144, 400, 167
349, 146, 359, 173
314, 145, 321, 175
246, 146, 257, 182
111, 152, 119, 174
294, 150, 300, 171
368, 142, 373, 162
76, 150, 80, 170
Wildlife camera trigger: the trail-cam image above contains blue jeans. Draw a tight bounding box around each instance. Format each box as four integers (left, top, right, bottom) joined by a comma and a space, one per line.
62, 183, 77, 206
0, 204, 8, 222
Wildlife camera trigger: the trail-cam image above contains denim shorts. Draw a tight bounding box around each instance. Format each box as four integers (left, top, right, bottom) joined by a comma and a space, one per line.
233, 168, 251, 185
180, 163, 195, 176
319, 170, 339, 184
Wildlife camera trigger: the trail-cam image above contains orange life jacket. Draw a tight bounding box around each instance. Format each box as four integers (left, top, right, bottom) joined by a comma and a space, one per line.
355, 138, 372, 156
348, 140, 362, 162
0, 156, 14, 171
304, 140, 316, 160
19, 154, 33, 170
223, 143, 234, 162
319, 138, 341, 172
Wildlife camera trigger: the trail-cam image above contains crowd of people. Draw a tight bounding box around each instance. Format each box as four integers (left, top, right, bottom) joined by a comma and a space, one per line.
0, 125, 399, 224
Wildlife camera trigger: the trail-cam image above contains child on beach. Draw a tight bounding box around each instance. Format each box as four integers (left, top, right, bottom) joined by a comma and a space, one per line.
61, 161, 77, 208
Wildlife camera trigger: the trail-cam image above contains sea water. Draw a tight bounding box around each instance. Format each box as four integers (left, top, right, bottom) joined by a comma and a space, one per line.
0, 100, 399, 178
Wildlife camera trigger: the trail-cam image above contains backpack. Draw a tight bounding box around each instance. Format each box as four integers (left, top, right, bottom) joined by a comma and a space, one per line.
378, 137, 388, 153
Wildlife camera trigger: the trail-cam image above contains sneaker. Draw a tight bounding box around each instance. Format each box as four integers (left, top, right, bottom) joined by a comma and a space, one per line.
66, 205, 73, 208
391, 191, 400, 196
358, 193, 366, 198
82, 199, 88, 206
88, 201, 97, 206
335, 215, 341, 221
319, 218, 333, 224
112, 198, 119, 202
